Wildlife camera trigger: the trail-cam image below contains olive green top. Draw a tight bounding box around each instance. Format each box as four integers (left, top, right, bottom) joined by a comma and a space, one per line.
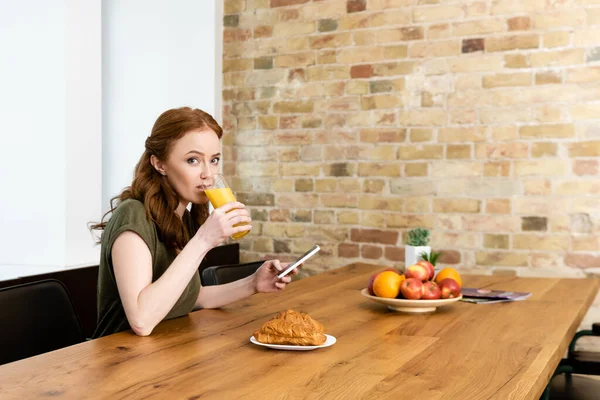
93, 199, 200, 338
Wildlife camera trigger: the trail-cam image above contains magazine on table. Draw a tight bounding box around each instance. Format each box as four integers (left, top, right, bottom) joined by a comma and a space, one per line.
460, 288, 532, 304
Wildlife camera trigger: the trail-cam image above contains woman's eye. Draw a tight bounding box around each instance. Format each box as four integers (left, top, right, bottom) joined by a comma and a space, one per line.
187, 158, 198, 164
211, 157, 220, 165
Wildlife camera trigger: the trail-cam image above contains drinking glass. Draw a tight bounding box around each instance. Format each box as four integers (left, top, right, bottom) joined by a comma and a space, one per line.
204, 174, 251, 240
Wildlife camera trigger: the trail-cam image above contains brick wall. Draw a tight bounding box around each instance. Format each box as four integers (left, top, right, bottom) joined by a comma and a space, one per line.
221, 0, 600, 289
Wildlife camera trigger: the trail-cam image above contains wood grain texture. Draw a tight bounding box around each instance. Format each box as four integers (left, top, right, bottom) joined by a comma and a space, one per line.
0, 263, 598, 400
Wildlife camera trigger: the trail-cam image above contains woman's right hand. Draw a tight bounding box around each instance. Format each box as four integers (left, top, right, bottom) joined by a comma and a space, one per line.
195, 202, 252, 248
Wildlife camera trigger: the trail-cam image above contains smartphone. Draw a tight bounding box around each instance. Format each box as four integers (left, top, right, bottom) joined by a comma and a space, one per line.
277, 245, 320, 279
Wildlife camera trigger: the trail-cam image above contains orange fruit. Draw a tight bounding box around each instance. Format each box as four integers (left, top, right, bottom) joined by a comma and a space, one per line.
373, 271, 404, 298
434, 267, 462, 288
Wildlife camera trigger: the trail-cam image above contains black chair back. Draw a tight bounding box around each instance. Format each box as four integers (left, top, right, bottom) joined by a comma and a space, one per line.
0, 279, 86, 365
201, 261, 264, 286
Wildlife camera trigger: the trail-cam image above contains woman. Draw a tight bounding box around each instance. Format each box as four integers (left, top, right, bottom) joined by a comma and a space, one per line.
91, 107, 296, 338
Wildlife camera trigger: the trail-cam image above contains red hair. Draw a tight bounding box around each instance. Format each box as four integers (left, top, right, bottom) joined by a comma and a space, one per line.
91, 107, 223, 252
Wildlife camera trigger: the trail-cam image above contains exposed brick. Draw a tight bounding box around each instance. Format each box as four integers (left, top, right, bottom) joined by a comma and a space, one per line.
351, 228, 399, 245
568, 141, 600, 157
237, 193, 275, 206
519, 124, 575, 139
565, 253, 600, 269
437, 250, 461, 264
292, 210, 312, 223
484, 234, 509, 249
483, 73, 531, 88
314, 210, 334, 224
254, 57, 273, 70
573, 160, 599, 176
486, 199, 511, 214
279, 9, 299, 21
224, 15, 240, 27
350, 64, 373, 78
379, 27, 424, 42
295, 179, 314, 192
508, 16, 531, 31
476, 251, 529, 267
462, 38, 484, 53
384, 246, 405, 262
587, 47, 600, 63
327, 163, 354, 177
318, 19, 338, 32
270, 0, 309, 7
274, 240, 291, 253
531, 142, 557, 157
505, 54, 530, 68
405, 163, 428, 176
410, 128, 433, 142
338, 243, 359, 258
522, 216, 548, 231
251, 209, 268, 221
369, 80, 393, 93
347, 0, 366, 13
446, 145, 471, 159
362, 244, 383, 259
486, 35, 539, 52
535, 71, 562, 85
433, 199, 481, 213
253, 26, 273, 38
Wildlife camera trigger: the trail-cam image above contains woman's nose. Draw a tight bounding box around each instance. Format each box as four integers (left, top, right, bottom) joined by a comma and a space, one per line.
199, 162, 210, 178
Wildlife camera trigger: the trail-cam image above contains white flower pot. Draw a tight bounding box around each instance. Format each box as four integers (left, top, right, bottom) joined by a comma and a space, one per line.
405, 245, 431, 270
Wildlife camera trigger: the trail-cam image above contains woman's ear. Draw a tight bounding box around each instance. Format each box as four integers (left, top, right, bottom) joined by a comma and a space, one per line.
150, 155, 167, 176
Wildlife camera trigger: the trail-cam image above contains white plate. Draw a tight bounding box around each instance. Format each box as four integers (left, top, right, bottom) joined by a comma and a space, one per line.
361, 288, 462, 313
250, 334, 336, 351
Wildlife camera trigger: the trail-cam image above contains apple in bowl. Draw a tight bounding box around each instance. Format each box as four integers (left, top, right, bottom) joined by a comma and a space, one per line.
417, 261, 435, 281
439, 278, 461, 299
405, 264, 429, 282
400, 278, 423, 300
421, 281, 442, 300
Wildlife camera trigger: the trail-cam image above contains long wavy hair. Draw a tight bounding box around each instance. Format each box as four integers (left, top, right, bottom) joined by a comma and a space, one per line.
90, 107, 223, 252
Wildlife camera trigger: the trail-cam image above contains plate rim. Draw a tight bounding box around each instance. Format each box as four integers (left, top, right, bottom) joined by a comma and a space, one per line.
250, 333, 336, 350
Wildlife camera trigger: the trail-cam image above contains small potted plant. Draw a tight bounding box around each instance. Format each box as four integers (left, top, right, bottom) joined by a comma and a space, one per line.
405, 228, 431, 268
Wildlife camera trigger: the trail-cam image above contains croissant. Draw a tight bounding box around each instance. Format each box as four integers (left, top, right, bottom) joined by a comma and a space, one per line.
253, 310, 327, 346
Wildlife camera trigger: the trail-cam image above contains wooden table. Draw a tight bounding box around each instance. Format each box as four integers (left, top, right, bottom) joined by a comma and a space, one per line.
1, 263, 598, 399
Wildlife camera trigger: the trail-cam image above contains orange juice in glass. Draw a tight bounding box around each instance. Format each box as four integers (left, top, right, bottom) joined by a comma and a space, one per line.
204, 174, 250, 240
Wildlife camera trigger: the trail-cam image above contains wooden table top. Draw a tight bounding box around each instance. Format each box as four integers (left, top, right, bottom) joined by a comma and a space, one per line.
1, 263, 598, 400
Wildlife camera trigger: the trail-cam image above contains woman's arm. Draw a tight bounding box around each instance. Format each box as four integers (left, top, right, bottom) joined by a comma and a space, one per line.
194, 260, 296, 310
113, 201, 251, 336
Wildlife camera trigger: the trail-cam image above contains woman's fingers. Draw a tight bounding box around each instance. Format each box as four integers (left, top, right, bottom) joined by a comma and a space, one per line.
275, 282, 286, 290
217, 201, 246, 213
232, 224, 252, 234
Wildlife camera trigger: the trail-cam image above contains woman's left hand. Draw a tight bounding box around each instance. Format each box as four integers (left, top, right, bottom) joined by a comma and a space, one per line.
252, 260, 299, 293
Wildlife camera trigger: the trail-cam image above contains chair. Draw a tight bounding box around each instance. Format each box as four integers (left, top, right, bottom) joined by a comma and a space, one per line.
0, 279, 86, 365
541, 323, 600, 399
201, 261, 264, 286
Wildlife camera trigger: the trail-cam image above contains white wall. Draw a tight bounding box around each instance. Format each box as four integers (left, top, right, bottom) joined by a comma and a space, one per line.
102, 0, 222, 210
0, 0, 221, 280
0, 0, 101, 278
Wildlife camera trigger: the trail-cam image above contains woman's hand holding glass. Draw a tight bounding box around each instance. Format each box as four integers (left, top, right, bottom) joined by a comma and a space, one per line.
195, 201, 252, 248
204, 174, 252, 240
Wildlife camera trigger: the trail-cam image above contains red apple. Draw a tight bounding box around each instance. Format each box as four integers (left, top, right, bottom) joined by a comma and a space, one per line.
405, 264, 429, 282
439, 278, 461, 299
417, 260, 435, 281
421, 281, 441, 300
367, 268, 399, 295
400, 278, 423, 300
367, 273, 379, 295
